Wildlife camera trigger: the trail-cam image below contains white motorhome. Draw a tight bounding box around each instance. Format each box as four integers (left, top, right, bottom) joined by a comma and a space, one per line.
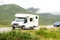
11, 13, 39, 29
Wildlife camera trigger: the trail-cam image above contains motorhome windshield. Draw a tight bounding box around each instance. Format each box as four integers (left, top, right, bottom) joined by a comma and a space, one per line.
15, 19, 24, 22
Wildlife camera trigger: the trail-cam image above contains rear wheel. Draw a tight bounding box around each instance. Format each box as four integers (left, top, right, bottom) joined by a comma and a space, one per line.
33, 26, 36, 28
56, 25, 59, 27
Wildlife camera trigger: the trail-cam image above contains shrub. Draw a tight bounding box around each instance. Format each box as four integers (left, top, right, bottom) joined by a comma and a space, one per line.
0, 30, 40, 40
35, 28, 60, 39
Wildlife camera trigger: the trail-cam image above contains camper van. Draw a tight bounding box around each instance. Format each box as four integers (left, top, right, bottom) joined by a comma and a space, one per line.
11, 14, 39, 29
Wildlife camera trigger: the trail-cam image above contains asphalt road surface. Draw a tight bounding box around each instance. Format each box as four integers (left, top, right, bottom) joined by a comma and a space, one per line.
0, 25, 55, 33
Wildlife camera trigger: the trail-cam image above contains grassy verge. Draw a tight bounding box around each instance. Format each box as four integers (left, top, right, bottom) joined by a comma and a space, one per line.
19, 28, 60, 40
0, 30, 40, 40
0, 25, 11, 27
35, 28, 60, 40
0, 28, 60, 40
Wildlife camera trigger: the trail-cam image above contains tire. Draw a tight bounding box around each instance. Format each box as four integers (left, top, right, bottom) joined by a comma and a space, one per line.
33, 26, 35, 27
21, 27, 24, 29
56, 25, 59, 27
21, 25, 25, 30
54, 25, 56, 27
29, 27, 33, 30
12, 25, 15, 30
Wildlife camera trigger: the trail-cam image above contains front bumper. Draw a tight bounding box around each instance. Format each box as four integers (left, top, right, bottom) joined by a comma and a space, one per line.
12, 24, 25, 28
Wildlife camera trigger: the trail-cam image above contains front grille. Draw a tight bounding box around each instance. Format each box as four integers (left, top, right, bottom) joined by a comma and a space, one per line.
14, 23, 18, 25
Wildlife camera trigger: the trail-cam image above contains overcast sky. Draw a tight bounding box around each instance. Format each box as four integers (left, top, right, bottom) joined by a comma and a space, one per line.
0, 0, 60, 14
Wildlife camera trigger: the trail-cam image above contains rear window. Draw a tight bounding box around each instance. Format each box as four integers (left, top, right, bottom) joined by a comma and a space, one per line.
30, 18, 33, 22
36, 16, 38, 19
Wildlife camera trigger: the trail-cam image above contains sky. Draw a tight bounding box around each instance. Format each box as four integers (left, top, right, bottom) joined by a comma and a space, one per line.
0, 0, 60, 15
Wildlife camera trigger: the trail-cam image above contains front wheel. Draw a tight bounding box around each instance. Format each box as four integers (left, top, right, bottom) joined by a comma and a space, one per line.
12, 25, 15, 30
29, 27, 33, 30
21, 25, 25, 29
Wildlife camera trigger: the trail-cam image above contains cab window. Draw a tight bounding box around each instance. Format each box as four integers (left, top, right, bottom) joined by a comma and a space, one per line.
24, 19, 27, 23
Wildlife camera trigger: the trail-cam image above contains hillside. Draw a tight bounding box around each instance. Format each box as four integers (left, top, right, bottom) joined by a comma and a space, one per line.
0, 4, 32, 25
39, 13, 60, 25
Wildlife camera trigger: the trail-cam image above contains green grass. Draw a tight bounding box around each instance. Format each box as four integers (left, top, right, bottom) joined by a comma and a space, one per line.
0, 25, 11, 27
0, 30, 40, 40
35, 28, 60, 40
0, 28, 60, 40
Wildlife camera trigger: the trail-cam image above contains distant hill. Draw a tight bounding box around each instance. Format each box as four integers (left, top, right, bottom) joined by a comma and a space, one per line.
38, 13, 60, 25
0, 4, 32, 25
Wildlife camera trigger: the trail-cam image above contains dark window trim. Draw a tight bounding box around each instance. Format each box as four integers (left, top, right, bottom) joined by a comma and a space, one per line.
36, 16, 38, 19
30, 18, 33, 22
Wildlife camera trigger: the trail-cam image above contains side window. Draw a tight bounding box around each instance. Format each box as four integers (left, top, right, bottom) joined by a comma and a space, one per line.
36, 16, 38, 19
30, 18, 33, 22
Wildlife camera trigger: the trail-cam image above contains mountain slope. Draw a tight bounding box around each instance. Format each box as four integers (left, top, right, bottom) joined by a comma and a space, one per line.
0, 4, 32, 25
39, 13, 60, 25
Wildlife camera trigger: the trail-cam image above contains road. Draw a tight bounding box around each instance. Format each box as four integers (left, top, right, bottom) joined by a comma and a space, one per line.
34, 25, 55, 29
0, 27, 12, 33
0, 25, 55, 33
